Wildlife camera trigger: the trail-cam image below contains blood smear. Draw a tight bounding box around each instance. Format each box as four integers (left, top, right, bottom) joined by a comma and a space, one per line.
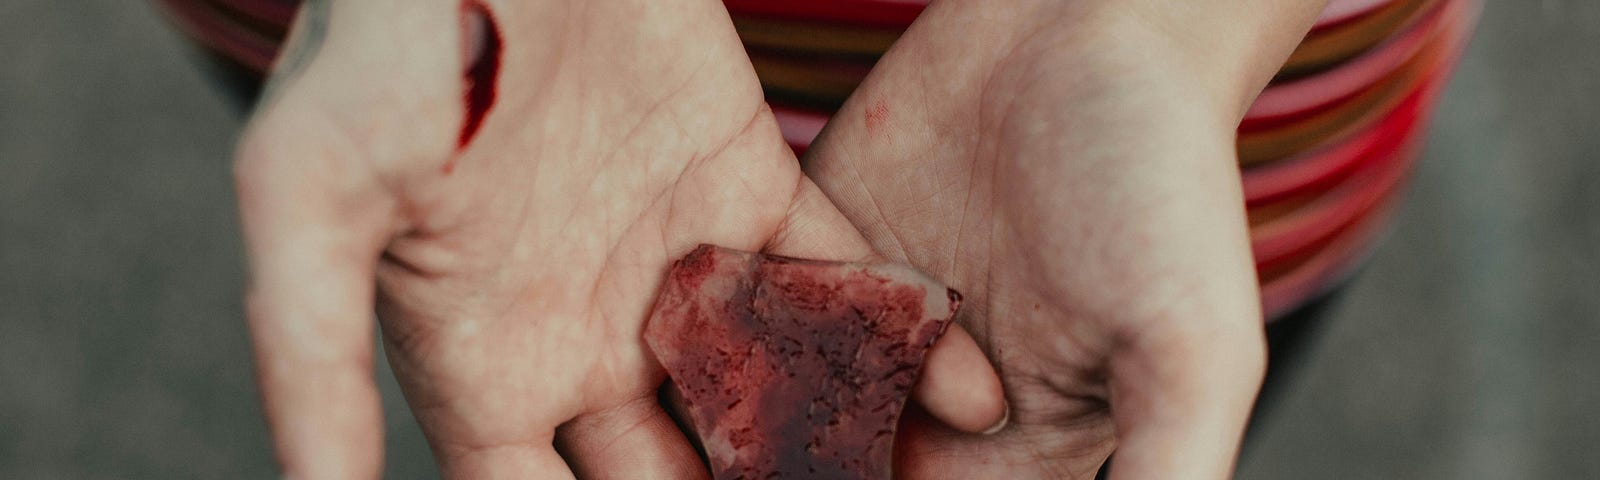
449, 1, 502, 171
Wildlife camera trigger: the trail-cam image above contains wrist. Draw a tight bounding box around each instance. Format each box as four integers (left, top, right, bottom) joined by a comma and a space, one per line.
917, 0, 1330, 121
1110, 0, 1332, 117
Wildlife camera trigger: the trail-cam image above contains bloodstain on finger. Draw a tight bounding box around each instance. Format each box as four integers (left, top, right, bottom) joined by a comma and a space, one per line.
447, 1, 503, 173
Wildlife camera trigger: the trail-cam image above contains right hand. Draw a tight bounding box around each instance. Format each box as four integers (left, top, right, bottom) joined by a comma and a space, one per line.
234, 1, 1004, 478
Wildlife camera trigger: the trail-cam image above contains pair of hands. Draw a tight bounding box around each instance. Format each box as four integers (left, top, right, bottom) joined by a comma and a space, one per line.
236, 0, 1323, 478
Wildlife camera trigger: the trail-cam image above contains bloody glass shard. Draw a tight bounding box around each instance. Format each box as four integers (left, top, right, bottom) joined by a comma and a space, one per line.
645, 244, 961, 480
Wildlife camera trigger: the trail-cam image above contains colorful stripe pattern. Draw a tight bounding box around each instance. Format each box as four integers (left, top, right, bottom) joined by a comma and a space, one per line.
156, 0, 1479, 320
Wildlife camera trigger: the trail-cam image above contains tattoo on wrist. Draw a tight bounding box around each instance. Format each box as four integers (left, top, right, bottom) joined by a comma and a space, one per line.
255, 0, 330, 109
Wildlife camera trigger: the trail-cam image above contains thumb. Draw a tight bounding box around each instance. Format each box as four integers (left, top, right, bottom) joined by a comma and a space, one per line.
236, 103, 398, 479
767, 177, 1008, 435
237, 1, 465, 476
1105, 317, 1267, 479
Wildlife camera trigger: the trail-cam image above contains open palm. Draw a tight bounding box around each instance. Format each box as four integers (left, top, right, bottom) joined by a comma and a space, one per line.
803, 3, 1306, 479
235, 1, 1002, 478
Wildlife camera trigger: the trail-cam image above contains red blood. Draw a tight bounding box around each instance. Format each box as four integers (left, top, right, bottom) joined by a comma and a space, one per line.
863, 99, 889, 138
645, 245, 960, 480
448, 1, 501, 171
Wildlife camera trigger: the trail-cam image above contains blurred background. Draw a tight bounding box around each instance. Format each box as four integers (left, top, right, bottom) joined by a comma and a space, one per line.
2, 1, 1596, 478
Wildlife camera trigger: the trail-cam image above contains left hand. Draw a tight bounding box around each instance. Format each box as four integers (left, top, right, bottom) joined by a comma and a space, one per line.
802, 0, 1327, 477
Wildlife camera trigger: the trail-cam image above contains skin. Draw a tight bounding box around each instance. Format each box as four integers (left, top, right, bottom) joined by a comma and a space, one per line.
235, 0, 1336, 478
235, 1, 1002, 479
803, 0, 1331, 478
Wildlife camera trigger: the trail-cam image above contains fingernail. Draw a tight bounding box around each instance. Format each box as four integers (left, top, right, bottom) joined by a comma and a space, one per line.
982, 402, 1010, 435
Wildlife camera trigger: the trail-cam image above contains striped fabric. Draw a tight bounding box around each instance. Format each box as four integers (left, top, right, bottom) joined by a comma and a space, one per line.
157, 0, 1479, 320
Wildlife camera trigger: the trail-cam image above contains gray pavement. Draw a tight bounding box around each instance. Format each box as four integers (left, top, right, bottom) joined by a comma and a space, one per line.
1, 1, 1595, 478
